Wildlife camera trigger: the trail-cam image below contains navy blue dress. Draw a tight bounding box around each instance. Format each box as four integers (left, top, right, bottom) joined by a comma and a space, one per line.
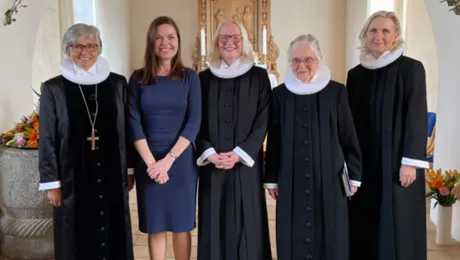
128, 69, 201, 233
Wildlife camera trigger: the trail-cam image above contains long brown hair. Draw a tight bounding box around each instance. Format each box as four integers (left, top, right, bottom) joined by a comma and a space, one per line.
137, 16, 185, 85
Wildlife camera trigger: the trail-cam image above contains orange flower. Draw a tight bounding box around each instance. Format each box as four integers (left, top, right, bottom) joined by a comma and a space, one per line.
33, 121, 39, 131
15, 124, 24, 132
27, 140, 38, 148
24, 129, 38, 148
426, 168, 444, 189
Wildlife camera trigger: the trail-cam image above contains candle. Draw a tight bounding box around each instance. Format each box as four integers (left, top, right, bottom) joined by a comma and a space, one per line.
262, 27, 267, 55
200, 28, 206, 56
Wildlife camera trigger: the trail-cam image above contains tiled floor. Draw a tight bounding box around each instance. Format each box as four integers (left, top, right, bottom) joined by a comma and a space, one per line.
129, 189, 460, 260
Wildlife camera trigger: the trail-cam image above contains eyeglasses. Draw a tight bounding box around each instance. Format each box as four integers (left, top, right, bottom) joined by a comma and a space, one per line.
218, 34, 243, 43
71, 44, 99, 52
290, 57, 317, 66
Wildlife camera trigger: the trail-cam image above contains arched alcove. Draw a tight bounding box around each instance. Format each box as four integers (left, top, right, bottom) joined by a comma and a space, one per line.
425, 0, 460, 241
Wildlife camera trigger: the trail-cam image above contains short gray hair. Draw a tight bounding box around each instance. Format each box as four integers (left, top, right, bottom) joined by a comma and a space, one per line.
62, 23, 103, 56
288, 34, 323, 61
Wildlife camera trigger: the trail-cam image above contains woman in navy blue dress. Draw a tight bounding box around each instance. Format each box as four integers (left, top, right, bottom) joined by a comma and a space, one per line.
127, 16, 201, 260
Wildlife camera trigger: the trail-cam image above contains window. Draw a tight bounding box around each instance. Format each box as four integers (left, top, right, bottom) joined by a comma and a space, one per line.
368, 0, 395, 15
367, 0, 407, 41
73, 0, 96, 25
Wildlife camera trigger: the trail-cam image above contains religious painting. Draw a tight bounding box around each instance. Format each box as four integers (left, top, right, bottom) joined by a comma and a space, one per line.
192, 0, 280, 80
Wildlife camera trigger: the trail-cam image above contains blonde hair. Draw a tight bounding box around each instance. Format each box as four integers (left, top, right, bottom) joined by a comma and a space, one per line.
358, 10, 404, 53
209, 20, 254, 64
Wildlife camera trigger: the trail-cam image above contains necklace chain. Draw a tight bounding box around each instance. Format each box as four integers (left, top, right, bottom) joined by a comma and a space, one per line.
78, 84, 98, 133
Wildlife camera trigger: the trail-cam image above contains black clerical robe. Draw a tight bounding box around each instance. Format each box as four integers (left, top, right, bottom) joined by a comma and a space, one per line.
264, 82, 362, 260
196, 66, 272, 260
347, 55, 428, 260
39, 73, 134, 260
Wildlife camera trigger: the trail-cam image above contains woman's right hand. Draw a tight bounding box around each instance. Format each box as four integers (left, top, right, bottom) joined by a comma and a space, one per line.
47, 188, 62, 207
207, 153, 222, 165
267, 189, 278, 200
155, 172, 169, 184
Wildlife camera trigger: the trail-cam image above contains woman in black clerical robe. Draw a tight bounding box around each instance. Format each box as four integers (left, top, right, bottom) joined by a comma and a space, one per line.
347, 11, 429, 260
195, 20, 272, 260
264, 34, 362, 260
38, 23, 134, 260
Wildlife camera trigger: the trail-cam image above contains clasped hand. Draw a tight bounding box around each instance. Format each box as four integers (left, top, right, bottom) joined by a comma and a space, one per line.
147, 157, 174, 184
208, 151, 241, 170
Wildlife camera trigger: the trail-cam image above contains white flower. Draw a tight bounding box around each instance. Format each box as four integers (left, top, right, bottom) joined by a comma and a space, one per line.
14, 133, 24, 139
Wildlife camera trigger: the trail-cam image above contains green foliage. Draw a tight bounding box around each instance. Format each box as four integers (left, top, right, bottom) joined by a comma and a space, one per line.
3, 0, 27, 26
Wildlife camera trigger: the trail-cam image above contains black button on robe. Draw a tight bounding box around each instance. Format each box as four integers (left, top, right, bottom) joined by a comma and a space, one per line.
38, 73, 134, 260
196, 66, 272, 260
265, 82, 362, 260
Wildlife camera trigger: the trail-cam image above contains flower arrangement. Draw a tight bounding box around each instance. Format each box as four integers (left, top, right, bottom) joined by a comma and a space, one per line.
426, 168, 460, 207
0, 84, 41, 149
0, 111, 39, 148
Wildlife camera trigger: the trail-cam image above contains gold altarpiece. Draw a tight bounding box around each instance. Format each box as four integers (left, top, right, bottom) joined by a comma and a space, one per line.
192, 0, 280, 79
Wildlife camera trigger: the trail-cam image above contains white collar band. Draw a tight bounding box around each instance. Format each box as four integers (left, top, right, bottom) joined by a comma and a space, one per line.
359, 44, 405, 70
60, 56, 110, 85
284, 63, 331, 95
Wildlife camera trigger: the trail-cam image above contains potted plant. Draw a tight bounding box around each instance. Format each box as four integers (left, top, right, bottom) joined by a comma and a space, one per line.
426, 168, 460, 245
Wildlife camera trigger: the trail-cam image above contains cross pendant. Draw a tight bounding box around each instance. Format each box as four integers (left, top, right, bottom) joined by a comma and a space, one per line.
87, 130, 99, 150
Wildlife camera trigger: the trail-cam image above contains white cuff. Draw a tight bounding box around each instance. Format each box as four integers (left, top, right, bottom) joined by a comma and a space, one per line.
127, 168, 134, 175
350, 180, 361, 187
233, 146, 255, 167
401, 157, 429, 169
39, 181, 61, 191
264, 183, 278, 189
197, 148, 216, 166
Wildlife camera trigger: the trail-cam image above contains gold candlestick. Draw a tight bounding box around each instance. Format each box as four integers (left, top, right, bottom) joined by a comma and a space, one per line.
200, 55, 207, 71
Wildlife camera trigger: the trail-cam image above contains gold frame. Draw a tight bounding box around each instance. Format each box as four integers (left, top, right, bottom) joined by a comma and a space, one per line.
192, 0, 280, 79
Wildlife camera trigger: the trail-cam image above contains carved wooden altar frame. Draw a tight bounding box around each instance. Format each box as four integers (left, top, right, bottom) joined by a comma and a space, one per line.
192, 0, 280, 79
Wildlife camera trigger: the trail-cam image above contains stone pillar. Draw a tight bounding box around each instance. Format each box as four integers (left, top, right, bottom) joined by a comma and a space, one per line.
345, 0, 369, 72
425, 0, 460, 242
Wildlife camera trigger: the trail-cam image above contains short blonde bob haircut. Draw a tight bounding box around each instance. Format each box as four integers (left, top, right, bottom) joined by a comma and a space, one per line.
358, 10, 404, 53
208, 20, 254, 65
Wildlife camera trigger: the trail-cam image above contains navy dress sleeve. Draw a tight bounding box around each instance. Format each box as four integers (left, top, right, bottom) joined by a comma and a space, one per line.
127, 74, 147, 142
180, 71, 202, 142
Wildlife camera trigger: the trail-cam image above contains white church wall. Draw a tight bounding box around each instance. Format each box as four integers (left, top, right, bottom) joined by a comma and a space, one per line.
0, 0, 61, 132
128, 0, 346, 83
405, 0, 438, 112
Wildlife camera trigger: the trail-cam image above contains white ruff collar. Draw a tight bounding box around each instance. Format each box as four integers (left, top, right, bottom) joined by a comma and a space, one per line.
284, 63, 331, 95
209, 57, 255, 79
359, 44, 405, 70
60, 56, 110, 85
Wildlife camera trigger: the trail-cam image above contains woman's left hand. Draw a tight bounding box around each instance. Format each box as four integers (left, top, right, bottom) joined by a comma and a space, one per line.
147, 157, 174, 180
400, 165, 416, 188
351, 185, 358, 195
217, 151, 241, 169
